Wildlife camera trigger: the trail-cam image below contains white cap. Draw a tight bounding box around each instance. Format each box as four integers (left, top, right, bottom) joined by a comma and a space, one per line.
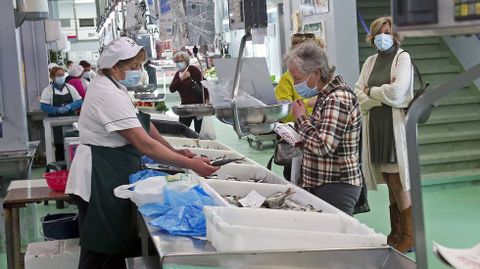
48, 63, 59, 71
97, 37, 144, 69
68, 64, 84, 77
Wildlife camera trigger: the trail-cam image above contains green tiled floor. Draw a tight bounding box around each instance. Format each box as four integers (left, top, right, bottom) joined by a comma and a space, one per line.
0, 94, 479, 268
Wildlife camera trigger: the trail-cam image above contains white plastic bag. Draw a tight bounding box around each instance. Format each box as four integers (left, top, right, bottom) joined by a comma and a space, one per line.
114, 176, 167, 206
114, 175, 198, 206
200, 116, 216, 140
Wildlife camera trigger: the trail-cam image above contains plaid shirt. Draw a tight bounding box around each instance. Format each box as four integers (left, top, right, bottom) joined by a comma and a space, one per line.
296, 76, 363, 188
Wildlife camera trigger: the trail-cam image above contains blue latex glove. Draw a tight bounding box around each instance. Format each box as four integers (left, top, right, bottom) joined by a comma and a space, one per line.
40, 103, 59, 115
57, 106, 69, 114
67, 100, 83, 111
64, 104, 72, 112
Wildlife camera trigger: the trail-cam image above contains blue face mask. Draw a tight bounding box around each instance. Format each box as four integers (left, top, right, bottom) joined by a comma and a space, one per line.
175, 62, 186, 71
294, 74, 318, 98
374, 33, 394, 52
54, 76, 65, 86
119, 70, 142, 87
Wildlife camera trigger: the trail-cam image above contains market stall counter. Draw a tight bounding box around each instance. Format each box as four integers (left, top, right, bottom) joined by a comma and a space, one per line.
136, 214, 414, 269
133, 136, 416, 268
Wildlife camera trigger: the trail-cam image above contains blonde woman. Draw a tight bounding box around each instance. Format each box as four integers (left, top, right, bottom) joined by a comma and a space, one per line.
354, 16, 414, 253
275, 33, 326, 124
170, 51, 209, 133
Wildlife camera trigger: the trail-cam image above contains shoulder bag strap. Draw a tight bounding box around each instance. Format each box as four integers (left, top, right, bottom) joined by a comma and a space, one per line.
396, 50, 426, 87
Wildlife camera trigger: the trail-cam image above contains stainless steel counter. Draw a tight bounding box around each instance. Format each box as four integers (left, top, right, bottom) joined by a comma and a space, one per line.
43, 116, 79, 164
162, 247, 416, 269
138, 212, 415, 269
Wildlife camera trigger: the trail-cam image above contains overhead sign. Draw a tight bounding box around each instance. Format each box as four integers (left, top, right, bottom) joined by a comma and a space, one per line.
77, 29, 98, 40
147, 24, 160, 39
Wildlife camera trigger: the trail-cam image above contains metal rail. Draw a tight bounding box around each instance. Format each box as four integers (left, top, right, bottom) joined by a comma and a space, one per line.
405, 62, 480, 269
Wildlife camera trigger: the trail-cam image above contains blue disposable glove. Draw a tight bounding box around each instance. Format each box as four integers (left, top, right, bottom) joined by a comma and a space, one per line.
68, 100, 83, 111
40, 103, 60, 115
64, 104, 72, 112
57, 106, 69, 114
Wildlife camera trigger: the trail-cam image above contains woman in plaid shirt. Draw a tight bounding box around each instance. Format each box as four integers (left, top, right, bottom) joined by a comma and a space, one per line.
287, 42, 363, 216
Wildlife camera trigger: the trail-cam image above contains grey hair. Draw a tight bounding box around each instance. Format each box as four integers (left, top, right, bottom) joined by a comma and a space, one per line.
284, 41, 336, 83
173, 51, 190, 64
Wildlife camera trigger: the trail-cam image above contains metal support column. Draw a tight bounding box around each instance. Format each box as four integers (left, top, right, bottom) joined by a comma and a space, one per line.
405, 62, 480, 269
20, 21, 49, 114
0, 0, 29, 152
276, 4, 287, 74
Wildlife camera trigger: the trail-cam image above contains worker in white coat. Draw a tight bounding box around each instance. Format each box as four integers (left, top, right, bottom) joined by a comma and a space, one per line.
65, 37, 219, 268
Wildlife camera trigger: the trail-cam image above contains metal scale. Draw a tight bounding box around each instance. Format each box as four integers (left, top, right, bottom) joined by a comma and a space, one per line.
214, 0, 290, 148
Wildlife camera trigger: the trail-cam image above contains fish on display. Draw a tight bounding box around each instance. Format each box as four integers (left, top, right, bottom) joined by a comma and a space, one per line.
263, 187, 295, 209
223, 195, 242, 207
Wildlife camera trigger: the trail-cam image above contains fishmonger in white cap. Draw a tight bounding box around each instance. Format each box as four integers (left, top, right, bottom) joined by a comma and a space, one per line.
65, 36, 218, 269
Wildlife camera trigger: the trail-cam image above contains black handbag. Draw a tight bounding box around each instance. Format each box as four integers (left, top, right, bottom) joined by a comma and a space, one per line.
190, 78, 204, 97
353, 180, 370, 214
397, 50, 436, 124
267, 140, 303, 170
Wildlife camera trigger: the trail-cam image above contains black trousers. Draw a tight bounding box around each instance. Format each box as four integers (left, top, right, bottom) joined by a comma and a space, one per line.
308, 183, 362, 216
54, 143, 65, 161
78, 249, 127, 269
283, 165, 291, 181
179, 117, 203, 133
71, 195, 127, 269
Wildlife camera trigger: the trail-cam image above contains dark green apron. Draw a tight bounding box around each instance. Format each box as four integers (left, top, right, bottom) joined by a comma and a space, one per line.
80, 76, 151, 255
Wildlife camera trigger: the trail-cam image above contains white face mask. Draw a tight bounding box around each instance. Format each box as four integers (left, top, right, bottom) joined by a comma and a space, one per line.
374, 33, 394, 52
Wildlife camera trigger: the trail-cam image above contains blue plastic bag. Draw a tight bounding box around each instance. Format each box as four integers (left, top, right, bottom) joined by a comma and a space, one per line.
141, 155, 157, 165
139, 203, 172, 218
150, 205, 207, 236
163, 185, 215, 208
129, 169, 168, 184
141, 185, 215, 237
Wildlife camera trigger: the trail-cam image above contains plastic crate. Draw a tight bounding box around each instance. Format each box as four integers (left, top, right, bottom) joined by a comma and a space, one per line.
203, 206, 386, 252
199, 179, 341, 214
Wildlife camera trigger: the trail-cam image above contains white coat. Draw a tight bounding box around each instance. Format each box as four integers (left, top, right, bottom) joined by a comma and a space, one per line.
354, 48, 414, 191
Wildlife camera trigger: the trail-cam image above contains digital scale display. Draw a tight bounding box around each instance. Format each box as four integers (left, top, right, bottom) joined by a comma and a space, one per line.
454, 0, 480, 21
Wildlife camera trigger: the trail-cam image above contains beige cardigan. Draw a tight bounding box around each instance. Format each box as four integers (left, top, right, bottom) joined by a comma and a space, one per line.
354, 48, 414, 191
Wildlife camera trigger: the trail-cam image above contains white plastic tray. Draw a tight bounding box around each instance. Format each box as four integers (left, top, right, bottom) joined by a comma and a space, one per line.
199, 179, 341, 214
203, 206, 387, 252
164, 137, 233, 150
209, 163, 287, 184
